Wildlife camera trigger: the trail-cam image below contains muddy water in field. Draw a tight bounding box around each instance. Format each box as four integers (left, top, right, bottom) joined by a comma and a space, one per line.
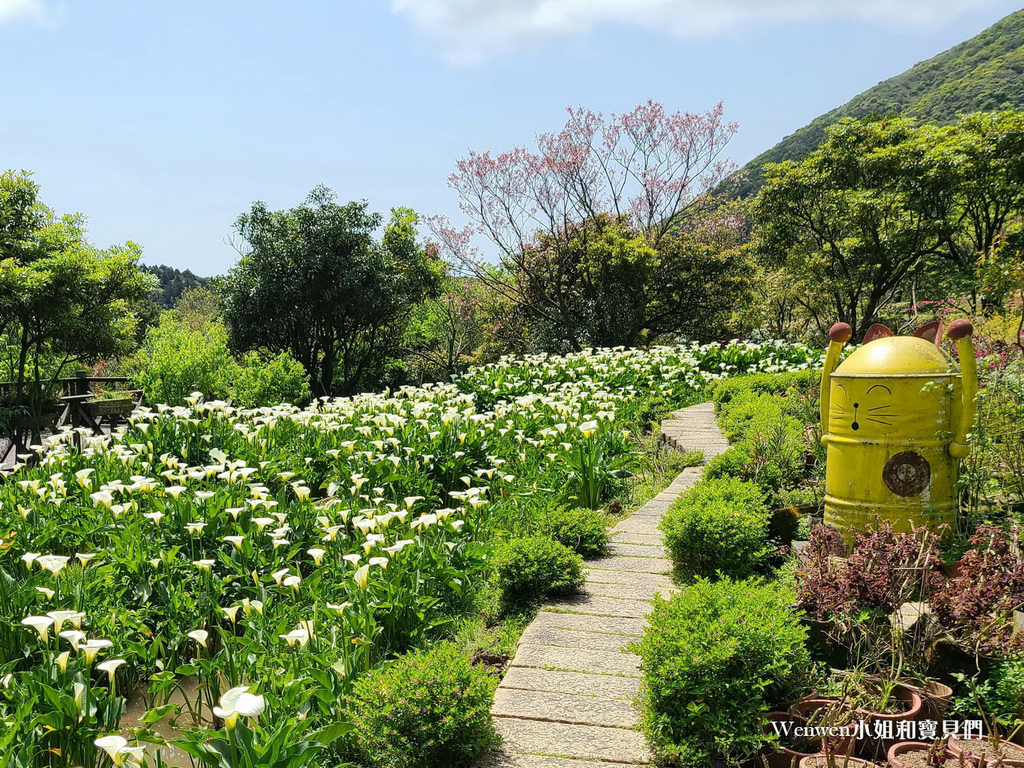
120, 677, 209, 768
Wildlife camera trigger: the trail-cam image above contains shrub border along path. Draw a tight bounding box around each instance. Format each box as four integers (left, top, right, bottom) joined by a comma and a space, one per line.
482, 403, 729, 767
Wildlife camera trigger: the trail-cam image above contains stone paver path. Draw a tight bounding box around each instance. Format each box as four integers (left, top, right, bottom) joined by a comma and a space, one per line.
482, 403, 727, 767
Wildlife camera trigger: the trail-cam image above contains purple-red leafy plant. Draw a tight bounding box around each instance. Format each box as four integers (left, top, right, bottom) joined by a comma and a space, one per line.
931, 524, 1024, 655
796, 522, 942, 622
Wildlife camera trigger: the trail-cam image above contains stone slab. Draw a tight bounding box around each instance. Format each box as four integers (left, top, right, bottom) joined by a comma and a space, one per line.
499, 666, 640, 699
607, 542, 665, 558
545, 594, 654, 619
518, 625, 636, 653
632, 498, 672, 511
585, 555, 672, 574
609, 520, 661, 538
492, 687, 639, 729
532, 610, 645, 636
585, 580, 672, 601
479, 751, 636, 768
511, 644, 640, 677
494, 718, 652, 764
626, 507, 671, 519
610, 532, 663, 546
583, 568, 672, 589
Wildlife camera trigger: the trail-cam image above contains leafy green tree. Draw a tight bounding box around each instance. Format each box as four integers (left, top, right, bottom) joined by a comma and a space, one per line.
977, 233, 1024, 352
222, 187, 442, 395
491, 210, 749, 350
0, 170, 151, 446
926, 112, 1024, 292
127, 286, 311, 407
231, 350, 310, 409
403, 277, 487, 382
754, 113, 1024, 337
754, 118, 948, 338
127, 311, 238, 406
142, 264, 211, 309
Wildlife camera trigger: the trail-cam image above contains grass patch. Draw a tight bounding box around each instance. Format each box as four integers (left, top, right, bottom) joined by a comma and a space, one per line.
450, 584, 538, 669
619, 435, 704, 512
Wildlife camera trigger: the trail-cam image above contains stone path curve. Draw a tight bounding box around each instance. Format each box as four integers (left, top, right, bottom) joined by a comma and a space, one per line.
482, 402, 729, 767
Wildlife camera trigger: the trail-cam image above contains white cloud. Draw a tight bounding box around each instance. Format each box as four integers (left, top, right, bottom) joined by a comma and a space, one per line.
0, 0, 50, 23
389, 0, 997, 62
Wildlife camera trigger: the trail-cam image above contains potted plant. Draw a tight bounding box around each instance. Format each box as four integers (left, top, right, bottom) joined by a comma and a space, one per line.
762, 711, 821, 767
798, 751, 880, 767
945, 673, 1024, 766
887, 741, 963, 767
790, 696, 858, 759
946, 727, 1024, 766
912, 680, 955, 720
817, 670, 923, 761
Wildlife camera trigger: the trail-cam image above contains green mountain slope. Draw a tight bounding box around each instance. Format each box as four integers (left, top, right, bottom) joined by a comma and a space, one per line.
735, 8, 1024, 197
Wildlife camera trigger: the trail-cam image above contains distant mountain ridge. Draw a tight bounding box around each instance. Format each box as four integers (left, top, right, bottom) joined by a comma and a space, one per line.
142, 264, 211, 309
734, 8, 1024, 197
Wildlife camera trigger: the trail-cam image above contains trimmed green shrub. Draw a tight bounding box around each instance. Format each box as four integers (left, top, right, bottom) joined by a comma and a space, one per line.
704, 372, 817, 501
703, 444, 753, 481
348, 642, 499, 768
539, 507, 609, 557
635, 578, 814, 768
493, 536, 584, 607
128, 315, 238, 406
661, 476, 771, 579
711, 370, 817, 413
231, 350, 311, 409
716, 390, 782, 443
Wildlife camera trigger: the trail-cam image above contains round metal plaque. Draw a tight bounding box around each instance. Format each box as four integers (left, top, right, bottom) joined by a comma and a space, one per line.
883, 451, 931, 497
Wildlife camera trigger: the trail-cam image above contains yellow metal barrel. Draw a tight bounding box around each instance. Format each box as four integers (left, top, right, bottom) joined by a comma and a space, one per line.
819, 322, 976, 543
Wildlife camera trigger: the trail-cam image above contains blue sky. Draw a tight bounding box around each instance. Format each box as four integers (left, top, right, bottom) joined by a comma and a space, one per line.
2, 0, 1022, 275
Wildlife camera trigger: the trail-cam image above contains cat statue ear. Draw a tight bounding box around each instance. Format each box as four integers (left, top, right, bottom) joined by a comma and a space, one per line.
862, 324, 894, 344
912, 320, 943, 347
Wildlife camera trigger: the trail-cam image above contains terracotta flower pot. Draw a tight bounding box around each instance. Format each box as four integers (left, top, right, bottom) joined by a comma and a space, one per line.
790, 698, 857, 757
914, 681, 954, 720
762, 711, 820, 768
798, 755, 879, 768
792, 697, 845, 719
855, 684, 923, 762
887, 741, 952, 768
947, 735, 1024, 766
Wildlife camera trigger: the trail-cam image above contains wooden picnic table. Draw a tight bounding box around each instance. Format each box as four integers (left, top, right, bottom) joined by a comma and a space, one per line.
0, 374, 143, 463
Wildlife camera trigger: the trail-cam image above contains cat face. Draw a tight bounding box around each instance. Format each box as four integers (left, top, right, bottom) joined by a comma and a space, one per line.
829, 381, 898, 438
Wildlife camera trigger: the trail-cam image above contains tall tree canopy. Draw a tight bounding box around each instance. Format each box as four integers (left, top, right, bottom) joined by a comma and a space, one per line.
754, 113, 1024, 339
430, 101, 745, 351
0, 170, 151, 445
222, 187, 442, 396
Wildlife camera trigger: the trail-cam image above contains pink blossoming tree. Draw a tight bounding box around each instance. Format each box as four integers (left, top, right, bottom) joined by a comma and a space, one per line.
429, 101, 746, 351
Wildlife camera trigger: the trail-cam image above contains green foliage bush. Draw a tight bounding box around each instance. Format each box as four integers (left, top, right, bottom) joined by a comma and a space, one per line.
493, 536, 584, 607
661, 476, 771, 579
129, 301, 311, 408
705, 373, 817, 500
711, 370, 817, 414
129, 315, 237, 406
231, 350, 311, 409
348, 642, 498, 768
538, 507, 609, 557
635, 578, 814, 767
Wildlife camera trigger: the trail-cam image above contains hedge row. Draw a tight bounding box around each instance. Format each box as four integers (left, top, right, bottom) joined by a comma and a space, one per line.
640, 371, 821, 767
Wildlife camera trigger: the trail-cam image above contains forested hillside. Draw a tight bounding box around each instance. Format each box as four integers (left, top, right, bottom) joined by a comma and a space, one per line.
142, 263, 211, 308
735, 8, 1024, 196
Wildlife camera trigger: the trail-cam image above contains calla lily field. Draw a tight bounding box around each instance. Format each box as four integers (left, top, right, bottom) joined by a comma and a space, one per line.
0, 341, 822, 767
